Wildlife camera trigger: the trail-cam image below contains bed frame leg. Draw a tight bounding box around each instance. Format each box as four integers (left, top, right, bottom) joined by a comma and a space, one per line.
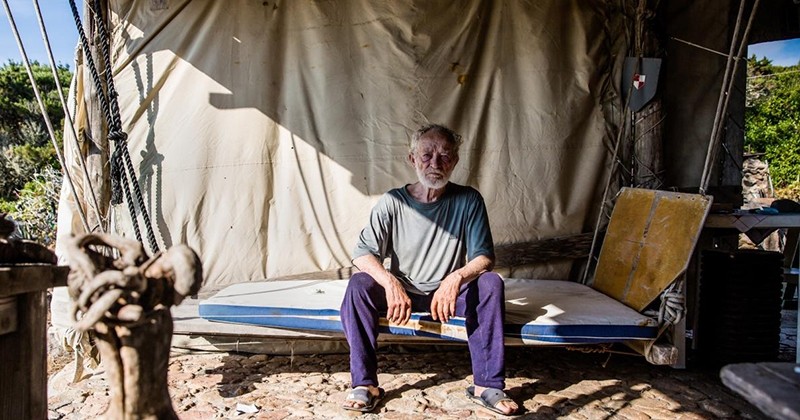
671, 314, 687, 369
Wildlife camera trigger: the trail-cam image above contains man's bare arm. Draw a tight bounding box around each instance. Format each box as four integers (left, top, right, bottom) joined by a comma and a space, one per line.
352, 254, 412, 325
430, 254, 494, 322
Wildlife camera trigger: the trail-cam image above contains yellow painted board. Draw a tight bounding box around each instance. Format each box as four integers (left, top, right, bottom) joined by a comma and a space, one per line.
593, 188, 712, 311
604, 189, 653, 243
593, 235, 642, 300
593, 188, 655, 300
627, 195, 710, 309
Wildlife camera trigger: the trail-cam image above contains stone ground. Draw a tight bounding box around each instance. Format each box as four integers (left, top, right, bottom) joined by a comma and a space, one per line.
47, 309, 797, 420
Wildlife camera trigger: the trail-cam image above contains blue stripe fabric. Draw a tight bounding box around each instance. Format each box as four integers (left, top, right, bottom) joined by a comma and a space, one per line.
199, 304, 657, 344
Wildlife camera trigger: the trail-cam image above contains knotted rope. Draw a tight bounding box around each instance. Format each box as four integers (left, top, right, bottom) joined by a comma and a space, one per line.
68, 0, 159, 254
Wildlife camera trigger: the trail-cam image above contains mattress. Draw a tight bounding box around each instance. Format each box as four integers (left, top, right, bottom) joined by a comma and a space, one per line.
199, 278, 659, 345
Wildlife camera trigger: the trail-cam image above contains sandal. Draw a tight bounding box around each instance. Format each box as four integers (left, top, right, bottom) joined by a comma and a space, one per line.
343, 386, 385, 412
465, 385, 519, 416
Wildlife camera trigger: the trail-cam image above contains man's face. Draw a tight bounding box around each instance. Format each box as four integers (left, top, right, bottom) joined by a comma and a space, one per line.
409, 133, 459, 189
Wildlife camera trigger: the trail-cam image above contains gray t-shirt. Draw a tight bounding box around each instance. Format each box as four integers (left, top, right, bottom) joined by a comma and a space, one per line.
353, 182, 494, 294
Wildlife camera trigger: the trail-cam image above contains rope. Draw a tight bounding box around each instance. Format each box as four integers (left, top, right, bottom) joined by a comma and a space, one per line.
2, 0, 91, 234
581, 58, 637, 284
699, 0, 761, 194
31, 0, 105, 234
68, 0, 160, 254
582, 0, 657, 284
657, 278, 685, 326
91, 0, 159, 253
638, 277, 686, 363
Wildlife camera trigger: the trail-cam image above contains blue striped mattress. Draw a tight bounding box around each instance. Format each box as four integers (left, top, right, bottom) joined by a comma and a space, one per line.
199, 278, 659, 345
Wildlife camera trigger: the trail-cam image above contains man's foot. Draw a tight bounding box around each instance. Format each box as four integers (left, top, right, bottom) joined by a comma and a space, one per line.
342, 385, 385, 412
466, 385, 519, 416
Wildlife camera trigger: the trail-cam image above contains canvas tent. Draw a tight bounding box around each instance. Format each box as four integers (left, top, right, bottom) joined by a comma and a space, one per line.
54, 0, 774, 289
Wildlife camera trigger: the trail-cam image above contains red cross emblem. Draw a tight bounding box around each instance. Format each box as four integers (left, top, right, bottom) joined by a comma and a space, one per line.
633, 73, 646, 90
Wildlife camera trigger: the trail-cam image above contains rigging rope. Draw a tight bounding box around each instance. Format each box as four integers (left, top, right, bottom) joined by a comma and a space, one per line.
2, 0, 91, 234
699, 0, 761, 194
68, 0, 160, 254
31, 0, 105, 234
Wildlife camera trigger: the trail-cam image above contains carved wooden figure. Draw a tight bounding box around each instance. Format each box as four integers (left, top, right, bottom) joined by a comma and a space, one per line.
65, 233, 202, 420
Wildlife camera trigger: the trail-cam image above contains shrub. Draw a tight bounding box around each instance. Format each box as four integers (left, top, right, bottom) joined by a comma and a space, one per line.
9, 167, 62, 246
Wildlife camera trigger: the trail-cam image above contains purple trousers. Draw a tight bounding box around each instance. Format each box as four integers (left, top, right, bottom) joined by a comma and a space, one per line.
340, 271, 506, 389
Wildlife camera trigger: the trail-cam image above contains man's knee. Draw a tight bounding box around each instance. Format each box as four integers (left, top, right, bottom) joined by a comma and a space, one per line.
477, 271, 503, 294
345, 272, 380, 300
349, 271, 376, 288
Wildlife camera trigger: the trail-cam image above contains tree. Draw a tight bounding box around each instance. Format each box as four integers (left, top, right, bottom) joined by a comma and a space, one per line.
745, 56, 800, 194
0, 60, 71, 148
0, 61, 71, 243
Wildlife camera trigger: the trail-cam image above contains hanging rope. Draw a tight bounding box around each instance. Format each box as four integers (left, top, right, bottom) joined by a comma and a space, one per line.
68, 0, 160, 254
31, 0, 105, 234
2, 0, 91, 234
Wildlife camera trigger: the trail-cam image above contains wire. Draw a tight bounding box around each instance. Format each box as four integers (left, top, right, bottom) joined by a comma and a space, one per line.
700, 0, 761, 194
2, 0, 91, 234
67, 0, 160, 254
31, 0, 105, 234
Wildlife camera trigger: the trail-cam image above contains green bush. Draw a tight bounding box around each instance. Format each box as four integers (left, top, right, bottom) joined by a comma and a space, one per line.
8, 167, 62, 246
0, 61, 71, 245
745, 57, 800, 190
1, 144, 59, 202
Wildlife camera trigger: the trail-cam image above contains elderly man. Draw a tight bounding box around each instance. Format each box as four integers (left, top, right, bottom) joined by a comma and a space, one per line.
340, 124, 519, 416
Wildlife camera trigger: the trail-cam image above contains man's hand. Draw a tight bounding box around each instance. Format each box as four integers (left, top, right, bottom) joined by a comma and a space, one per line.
430, 271, 463, 322
384, 278, 412, 325
352, 254, 412, 325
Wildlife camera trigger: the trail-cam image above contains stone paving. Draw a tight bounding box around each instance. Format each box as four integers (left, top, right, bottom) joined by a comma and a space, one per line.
47, 310, 796, 420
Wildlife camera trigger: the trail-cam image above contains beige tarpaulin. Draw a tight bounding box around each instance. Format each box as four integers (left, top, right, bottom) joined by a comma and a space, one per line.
57, 0, 626, 287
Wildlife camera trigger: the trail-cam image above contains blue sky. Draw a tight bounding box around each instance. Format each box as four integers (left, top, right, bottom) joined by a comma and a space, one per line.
2, 2, 800, 69
749, 38, 800, 67
1, 0, 79, 68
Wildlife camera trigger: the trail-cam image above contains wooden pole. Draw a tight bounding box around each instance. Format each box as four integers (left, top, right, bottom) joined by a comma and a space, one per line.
0, 266, 68, 420
632, 0, 664, 189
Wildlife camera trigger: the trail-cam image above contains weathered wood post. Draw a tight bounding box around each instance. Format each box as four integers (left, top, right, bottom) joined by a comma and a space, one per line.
631, 0, 665, 189
0, 266, 68, 419
0, 214, 65, 419
65, 233, 202, 420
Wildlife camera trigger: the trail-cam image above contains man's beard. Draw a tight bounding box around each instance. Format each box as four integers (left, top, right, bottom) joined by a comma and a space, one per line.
416, 167, 450, 189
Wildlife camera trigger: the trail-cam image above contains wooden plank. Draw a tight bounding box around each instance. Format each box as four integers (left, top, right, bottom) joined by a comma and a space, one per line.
0, 297, 17, 335
593, 188, 654, 301
0, 266, 61, 418
705, 213, 800, 230
721, 362, 800, 420
627, 195, 710, 309
0, 290, 48, 419
0, 265, 69, 297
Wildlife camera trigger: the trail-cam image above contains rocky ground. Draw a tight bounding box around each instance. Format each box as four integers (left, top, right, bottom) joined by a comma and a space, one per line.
46, 309, 796, 420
